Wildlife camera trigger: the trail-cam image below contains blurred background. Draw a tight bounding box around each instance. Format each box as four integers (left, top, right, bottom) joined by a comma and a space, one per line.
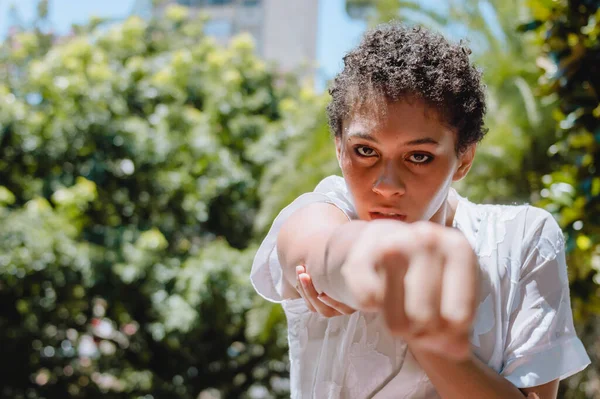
0, 0, 598, 398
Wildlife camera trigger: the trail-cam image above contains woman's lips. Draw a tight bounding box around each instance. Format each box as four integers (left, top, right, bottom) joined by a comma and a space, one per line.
369, 212, 407, 221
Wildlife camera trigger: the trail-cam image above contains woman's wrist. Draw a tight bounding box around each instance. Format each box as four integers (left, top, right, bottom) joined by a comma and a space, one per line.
411, 345, 526, 399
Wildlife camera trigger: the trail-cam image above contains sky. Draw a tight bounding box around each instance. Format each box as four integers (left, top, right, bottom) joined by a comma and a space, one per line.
0, 0, 136, 33
316, 0, 366, 89
0, 0, 366, 90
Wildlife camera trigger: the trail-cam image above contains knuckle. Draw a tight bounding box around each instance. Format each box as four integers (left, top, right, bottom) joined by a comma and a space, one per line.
407, 307, 430, 322
455, 235, 472, 253
449, 232, 474, 257
412, 221, 429, 235
442, 310, 474, 331
356, 297, 375, 311
377, 235, 400, 257
446, 231, 464, 247
356, 290, 381, 310
407, 307, 438, 329
414, 224, 438, 250
404, 268, 423, 286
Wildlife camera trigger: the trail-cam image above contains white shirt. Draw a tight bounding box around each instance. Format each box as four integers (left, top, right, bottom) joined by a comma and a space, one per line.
251, 175, 590, 398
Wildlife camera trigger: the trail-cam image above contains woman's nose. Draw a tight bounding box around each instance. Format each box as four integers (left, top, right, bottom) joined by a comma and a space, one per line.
372, 165, 406, 198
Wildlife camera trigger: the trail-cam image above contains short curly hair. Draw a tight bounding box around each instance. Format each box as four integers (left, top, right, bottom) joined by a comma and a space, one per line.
327, 23, 487, 153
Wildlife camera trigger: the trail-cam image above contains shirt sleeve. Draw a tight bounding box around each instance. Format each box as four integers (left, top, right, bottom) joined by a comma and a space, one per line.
501, 207, 590, 388
250, 176, 355, 303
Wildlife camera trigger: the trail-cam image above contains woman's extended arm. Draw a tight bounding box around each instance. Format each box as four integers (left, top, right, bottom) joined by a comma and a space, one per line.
279, 203, 481, 361
412, 348, 558, 399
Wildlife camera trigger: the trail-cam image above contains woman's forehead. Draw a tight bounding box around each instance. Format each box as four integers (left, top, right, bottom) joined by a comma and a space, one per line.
344, 100, 453, 141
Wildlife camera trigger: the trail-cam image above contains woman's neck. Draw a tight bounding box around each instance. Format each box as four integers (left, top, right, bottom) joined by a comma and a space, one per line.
429, 190, 459, 228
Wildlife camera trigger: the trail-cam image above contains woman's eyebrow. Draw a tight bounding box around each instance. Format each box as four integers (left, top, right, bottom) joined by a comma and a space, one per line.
347, 131, 380, 143
347, 132, 439, 146
403, 137, 439, 146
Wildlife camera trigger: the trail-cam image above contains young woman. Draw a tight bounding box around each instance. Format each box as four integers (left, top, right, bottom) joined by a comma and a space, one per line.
250, 24, 590, 398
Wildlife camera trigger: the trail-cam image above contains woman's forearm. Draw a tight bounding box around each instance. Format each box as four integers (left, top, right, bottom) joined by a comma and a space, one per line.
276, 203, 364, 300
412, 347, 525, 399
309, 220, 369, 308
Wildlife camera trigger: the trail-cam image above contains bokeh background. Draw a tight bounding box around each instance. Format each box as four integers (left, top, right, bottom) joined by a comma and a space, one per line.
0, 0, 598, 398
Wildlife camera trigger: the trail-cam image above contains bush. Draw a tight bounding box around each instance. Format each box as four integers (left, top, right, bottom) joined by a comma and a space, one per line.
524, 0, 600, 397
0, 6, 319, 398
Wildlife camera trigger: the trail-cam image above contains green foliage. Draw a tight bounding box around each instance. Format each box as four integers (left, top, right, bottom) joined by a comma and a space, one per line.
0, 6, 303, 398
523, 1, 600, 396
254, 88, 338, 235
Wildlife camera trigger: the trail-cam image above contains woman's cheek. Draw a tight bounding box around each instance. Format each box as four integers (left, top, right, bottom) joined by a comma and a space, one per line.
339, 150, 355, 170
340, 153, 364, 178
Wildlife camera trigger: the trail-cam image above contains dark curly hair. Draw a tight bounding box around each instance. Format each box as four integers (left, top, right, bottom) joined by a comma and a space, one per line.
327, 23, 487, 153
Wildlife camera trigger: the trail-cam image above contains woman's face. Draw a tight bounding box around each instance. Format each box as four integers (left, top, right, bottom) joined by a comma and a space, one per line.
336, 99, 475, 224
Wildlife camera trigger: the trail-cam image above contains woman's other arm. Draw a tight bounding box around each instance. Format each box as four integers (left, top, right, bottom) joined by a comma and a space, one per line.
276, 202, 366, 303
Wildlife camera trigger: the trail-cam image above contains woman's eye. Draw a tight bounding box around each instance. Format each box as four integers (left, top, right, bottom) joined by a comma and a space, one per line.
355, 146, 376, 157
408, 153, 432, 164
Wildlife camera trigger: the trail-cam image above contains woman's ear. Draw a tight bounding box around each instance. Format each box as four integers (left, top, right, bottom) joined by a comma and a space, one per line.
335, 136, 342, 169
452, 144, 476, 182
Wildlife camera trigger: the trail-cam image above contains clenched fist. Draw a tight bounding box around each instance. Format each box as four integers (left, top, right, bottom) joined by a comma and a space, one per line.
312, 219, 479, 360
